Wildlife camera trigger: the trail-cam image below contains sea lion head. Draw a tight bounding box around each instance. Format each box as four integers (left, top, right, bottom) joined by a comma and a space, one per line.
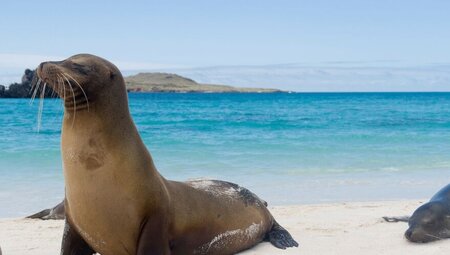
35, 54, 125, 113
405, 201, 450, 243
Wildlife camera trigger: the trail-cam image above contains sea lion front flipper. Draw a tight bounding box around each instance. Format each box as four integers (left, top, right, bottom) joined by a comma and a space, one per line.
136, 217, 171, 255
60, 220, 96, 255
266, 220, 299, 249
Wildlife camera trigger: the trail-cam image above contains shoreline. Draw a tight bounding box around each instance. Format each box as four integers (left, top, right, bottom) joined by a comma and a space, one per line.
2, 200, 450, 255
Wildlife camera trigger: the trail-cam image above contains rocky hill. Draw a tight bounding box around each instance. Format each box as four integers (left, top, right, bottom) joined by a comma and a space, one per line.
125, 73, 281, 93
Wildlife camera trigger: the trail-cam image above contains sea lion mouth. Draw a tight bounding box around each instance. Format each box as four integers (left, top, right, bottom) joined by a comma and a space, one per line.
33, 62, 90, 112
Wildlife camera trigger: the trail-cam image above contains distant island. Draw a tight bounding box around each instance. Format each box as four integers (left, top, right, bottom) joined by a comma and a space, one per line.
125, 73, 281, 93
0, 70, 282, 98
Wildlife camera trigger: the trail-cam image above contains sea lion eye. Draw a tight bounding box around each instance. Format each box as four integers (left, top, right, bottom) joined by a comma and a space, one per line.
72, 63, 90, 75
425, 221, 435, 228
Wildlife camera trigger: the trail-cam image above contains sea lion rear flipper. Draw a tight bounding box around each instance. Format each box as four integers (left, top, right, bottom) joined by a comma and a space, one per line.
382, 216, 410, 222
61, 220, 96, 255
266, 220, 299, 249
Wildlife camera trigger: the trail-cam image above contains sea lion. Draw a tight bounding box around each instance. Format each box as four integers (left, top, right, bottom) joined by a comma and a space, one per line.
405, 184, 450, 243
35, 54, 298, 255
27, 200, 65, 220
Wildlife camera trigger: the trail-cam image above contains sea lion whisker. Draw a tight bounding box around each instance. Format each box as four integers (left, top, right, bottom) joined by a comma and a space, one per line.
56, 75, 65, 98
30, 76, 36, 92
50, 83, 57, 98
29, 78, 41, 105
60, 74, 67, 101
57, 73, 76, 117
425, 233, 442, 240
57, 76, 63, 98
53, 76, 63, 100
56, 75, 66, 109
37, 82, 47, 132
63, 72, 90, 112
29, 73, 41, 96
66, 78, 77, 127
59, 80, 65, 104
29, 76, 38, 96
59, 74, 69, 114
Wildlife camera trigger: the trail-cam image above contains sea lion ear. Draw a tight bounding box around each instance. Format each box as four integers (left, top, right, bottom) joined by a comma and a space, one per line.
109, 70, 116, 80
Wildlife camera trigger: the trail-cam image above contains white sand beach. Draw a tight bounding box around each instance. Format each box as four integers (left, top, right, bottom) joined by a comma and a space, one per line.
1, 200, 449, 255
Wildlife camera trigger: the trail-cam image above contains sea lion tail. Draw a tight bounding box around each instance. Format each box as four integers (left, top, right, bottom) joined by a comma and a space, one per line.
266, 220, 299, 249
382, 216, 410, 223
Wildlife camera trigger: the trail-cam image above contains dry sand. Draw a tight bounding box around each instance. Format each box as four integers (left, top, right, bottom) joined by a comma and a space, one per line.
1, 200, 449, 255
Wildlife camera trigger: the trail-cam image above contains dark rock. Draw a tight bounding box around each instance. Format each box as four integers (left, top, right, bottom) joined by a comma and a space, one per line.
4, 82, 32, 98
0, 69, 54, 98
0, 85, 5, 97
22, 69, 34, 84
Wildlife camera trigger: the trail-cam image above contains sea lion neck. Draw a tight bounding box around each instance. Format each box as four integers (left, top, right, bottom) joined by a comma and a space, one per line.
61, 88, 160, 179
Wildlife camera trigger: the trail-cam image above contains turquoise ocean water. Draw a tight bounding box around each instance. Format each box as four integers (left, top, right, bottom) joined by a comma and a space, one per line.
1, 93, 450, 217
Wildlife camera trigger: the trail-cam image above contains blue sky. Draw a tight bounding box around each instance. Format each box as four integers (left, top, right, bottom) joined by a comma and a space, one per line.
1, 0, 450, 91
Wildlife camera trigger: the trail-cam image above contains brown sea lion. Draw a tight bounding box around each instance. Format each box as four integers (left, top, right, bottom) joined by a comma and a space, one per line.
34, 54, 298, 255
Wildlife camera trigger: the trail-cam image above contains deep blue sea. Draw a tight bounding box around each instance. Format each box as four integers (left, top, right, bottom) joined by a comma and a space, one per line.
1, 93, 450, 217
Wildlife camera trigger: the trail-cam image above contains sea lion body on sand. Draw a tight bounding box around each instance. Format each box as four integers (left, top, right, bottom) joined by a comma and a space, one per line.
405, 184, 450, 243
35, 54, 298, 255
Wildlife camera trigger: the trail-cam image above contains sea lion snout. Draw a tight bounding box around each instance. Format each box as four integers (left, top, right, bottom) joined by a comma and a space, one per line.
404, 226, 441, 243
36, 61, 60, 84
404, 228, 413, 241
38, 60, 63, 70
404, 227, 427, 243
34, 56, 96, 112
